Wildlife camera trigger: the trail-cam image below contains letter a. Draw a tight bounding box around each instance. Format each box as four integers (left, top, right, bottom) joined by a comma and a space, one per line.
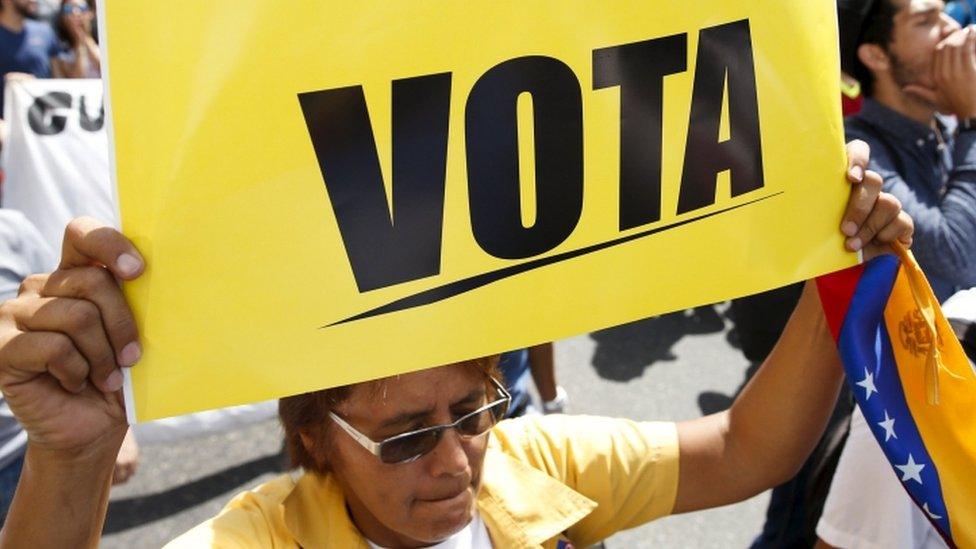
677, 20, 764, 215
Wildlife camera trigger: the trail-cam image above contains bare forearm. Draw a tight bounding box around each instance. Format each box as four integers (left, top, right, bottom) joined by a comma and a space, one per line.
0, 433, 123, 548
675, 281, 844, 512
726, 281, 843, 485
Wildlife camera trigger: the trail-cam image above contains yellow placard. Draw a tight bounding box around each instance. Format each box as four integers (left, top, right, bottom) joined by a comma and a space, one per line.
102, 1, 854, 422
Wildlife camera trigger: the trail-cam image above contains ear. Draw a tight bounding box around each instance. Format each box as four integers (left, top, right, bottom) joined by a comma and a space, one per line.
857, 43, 891, 73
299, 430, 317, 455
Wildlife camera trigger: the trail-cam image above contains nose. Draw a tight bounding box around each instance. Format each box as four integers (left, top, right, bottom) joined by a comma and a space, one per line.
425, 428, 470, 478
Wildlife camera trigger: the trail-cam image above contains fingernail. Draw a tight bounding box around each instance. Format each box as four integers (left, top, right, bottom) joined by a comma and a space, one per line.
849, 165, 864, 182
847, 237, 863, 252
105, 369, 124, 392
116, 253, 142, 277
119, 341, 141, 367
842, 221, 858, 237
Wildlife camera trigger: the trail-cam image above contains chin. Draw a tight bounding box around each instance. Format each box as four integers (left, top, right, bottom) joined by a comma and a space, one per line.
412, 491, 476, 542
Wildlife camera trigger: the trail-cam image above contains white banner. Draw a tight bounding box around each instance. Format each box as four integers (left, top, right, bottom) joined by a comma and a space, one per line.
1, 78, 118, 252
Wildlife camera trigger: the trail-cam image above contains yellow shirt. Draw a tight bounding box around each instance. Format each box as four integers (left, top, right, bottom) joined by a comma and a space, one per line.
166, 415, 679, 548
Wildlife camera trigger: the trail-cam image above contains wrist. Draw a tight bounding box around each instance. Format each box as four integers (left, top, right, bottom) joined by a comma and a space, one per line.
5, 433, 121, 549
26, 426, 126, 469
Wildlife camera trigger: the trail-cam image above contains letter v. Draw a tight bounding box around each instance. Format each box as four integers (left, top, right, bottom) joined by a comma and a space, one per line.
299, 73, 452, 292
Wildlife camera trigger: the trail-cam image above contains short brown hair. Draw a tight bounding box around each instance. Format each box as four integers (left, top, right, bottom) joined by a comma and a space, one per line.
853, 0, 900, 97
279, 356, 502, 474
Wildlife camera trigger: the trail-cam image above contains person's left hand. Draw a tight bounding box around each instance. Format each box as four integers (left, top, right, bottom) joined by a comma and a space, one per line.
839, 140, 914, 260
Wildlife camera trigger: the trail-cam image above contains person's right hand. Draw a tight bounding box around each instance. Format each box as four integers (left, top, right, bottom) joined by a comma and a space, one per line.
905, 26, 976, 119
0, 218, 144, 457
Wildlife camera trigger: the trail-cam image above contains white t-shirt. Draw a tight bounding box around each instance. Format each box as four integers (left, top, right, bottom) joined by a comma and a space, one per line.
817, 407, 948, 549
366, 512, 493, 549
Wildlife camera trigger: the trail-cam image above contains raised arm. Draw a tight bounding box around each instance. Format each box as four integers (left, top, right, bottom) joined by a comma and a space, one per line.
672, 141, 914, 513
0, 218, 144, 548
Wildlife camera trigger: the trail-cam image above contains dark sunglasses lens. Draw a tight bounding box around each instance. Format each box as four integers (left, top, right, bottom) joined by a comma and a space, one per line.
492, 398, 509, 420
380, 429, 440, 464
458, 405, 503, 436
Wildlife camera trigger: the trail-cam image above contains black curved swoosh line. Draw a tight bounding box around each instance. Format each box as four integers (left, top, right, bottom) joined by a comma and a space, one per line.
324, 191, 783, 327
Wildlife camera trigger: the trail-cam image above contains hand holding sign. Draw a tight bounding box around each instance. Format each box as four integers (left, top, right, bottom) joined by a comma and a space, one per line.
0, 217, 142, 455
842, 139, 914, 258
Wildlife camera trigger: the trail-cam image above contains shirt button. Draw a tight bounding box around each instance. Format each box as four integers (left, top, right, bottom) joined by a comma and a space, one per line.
917, 138, 925, 147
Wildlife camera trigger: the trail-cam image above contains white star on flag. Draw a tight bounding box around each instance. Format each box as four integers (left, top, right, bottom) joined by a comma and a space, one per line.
878, 410, 897, 442
895, 454, 926, 484
855, 367, 878, 400
923, 503, 943, 520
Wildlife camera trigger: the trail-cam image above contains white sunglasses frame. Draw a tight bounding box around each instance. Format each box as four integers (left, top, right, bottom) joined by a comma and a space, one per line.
328, 376, 511, 464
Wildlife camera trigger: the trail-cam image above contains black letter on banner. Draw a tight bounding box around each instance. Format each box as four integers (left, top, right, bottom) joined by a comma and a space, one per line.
593, 33, 687, 230
27, 92, 71, 136
298, 73, 452, 292
79, 96, 104, 132
677, 19, 764, 215
465, 56, 583, 259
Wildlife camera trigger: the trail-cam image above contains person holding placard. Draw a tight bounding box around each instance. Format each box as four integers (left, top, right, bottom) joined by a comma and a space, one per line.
0, 143, 913, 548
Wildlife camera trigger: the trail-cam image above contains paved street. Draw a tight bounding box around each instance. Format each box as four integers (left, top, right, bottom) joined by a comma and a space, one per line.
103, 303, 770, 548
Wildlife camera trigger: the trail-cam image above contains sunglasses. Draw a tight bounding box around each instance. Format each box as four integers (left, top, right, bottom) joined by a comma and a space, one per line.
62, 4, 90, 15
329, 377, 511, 464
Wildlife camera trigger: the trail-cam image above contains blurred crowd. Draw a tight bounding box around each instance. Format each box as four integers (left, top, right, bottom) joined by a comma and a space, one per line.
0, 0, 98, 151
0, 0, 974, 548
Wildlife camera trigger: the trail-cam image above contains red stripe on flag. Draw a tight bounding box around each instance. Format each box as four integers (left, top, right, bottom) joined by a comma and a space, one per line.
816, 264, 866, 342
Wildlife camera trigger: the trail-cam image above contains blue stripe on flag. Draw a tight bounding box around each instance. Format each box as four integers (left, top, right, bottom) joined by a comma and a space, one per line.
838, 255, 952, 540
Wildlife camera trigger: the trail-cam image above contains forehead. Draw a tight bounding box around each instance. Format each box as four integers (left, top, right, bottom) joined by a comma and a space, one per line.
897, 0, 945, 15
346, 363, 485, 414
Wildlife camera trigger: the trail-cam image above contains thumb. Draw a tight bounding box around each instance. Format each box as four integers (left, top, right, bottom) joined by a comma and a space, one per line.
60, 217, 144, 280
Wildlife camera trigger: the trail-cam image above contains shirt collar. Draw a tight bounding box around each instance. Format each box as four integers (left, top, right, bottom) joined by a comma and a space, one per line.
858, 98, 947, 147
283, 472, 370, 549
476, 446, 597, 548
282, 446, 597, 549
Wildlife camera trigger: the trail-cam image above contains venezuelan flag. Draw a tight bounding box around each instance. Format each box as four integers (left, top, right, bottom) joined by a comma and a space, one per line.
817, 247, 976, 549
